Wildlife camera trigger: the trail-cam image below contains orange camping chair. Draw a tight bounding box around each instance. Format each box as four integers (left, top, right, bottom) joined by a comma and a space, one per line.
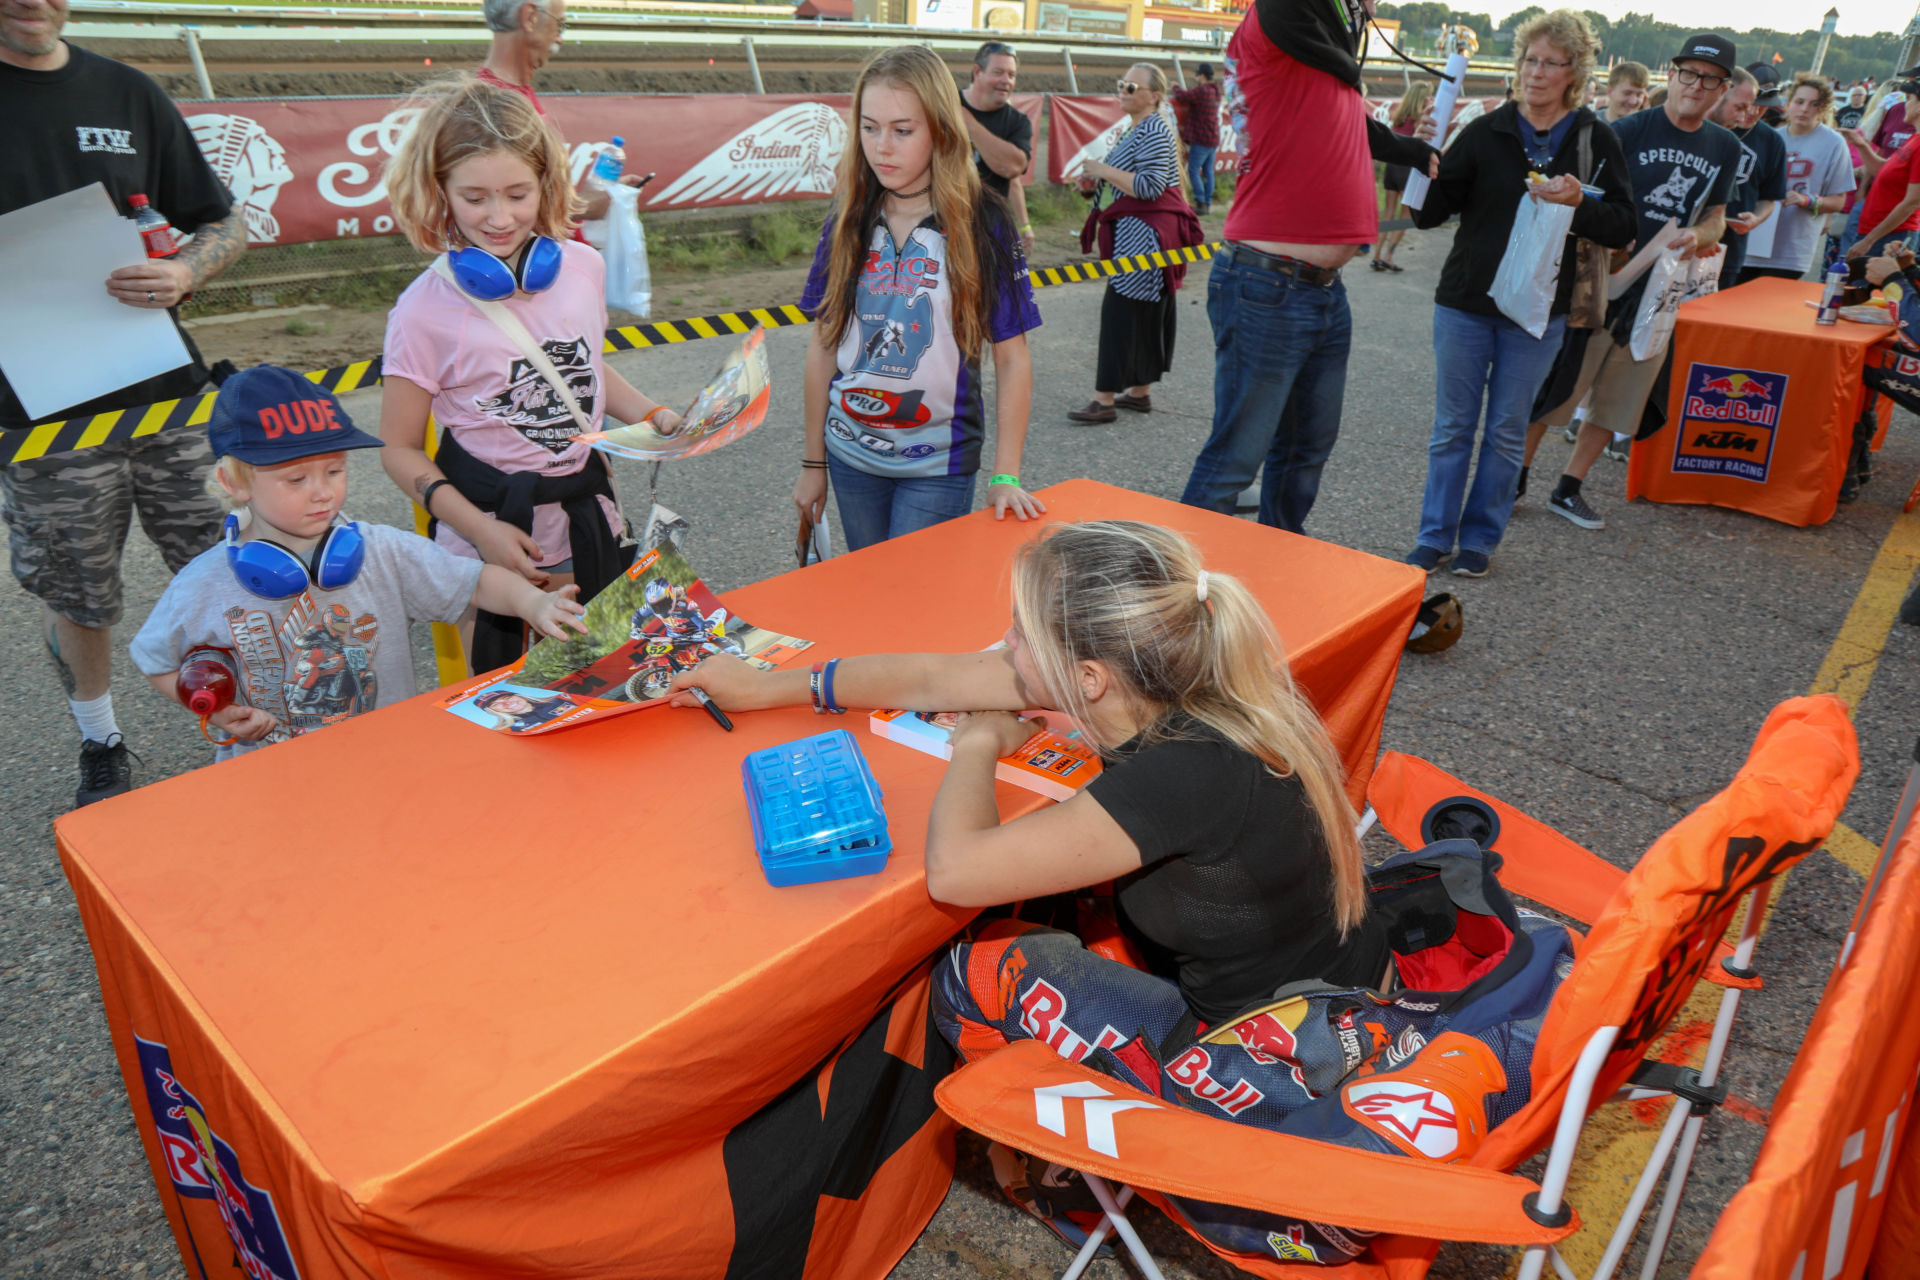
934, 695, 1859, 1280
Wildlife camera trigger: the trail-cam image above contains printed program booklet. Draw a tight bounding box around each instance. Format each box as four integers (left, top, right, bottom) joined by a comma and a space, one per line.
441, 542, 811, 736
868, 708, 1102, 802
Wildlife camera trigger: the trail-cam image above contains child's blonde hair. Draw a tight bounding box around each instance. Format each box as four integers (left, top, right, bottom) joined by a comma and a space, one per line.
385, 74, 582, 253
1010, 521, 1368, 938
205, 456, 255, 513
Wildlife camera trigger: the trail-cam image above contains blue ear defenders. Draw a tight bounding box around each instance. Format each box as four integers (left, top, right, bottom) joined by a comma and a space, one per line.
446, 235, 563, 302
225, 513, 367, 600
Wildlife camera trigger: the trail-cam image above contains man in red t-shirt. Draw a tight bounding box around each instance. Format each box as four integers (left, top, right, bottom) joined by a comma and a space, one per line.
1849, 87, 1920, 258
1178, 0, 1436, 533
477, 0, 640, 223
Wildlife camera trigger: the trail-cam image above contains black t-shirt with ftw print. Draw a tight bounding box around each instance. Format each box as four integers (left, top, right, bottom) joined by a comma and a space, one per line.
0, 42, 233, 427
1611, 105, 1742, 252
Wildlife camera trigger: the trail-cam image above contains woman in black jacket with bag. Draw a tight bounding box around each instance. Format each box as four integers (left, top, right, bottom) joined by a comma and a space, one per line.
1403, 9, 1635, 578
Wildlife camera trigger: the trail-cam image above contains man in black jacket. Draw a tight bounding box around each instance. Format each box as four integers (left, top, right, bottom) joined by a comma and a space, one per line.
1178, 0, 1440, 534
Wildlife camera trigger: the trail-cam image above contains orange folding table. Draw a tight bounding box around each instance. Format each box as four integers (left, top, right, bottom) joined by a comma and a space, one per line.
57, 480, 1423, 1280
1627, 278, 1893, 526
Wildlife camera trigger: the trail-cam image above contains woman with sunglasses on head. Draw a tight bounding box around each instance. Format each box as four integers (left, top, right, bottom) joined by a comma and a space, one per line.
1067, 64, 1202, 424
376, 76, 682, 673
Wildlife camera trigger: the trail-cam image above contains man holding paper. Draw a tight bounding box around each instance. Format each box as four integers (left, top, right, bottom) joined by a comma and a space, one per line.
1711, 66, 1785, 286
1, 0, 245, 806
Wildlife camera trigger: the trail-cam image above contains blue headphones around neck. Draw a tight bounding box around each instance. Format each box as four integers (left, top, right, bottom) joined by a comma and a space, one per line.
445, 234, 563, 302
225, 513, 366, 600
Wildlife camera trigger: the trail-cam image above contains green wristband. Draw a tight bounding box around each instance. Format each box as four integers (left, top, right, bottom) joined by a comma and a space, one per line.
988, 473, 1021, 488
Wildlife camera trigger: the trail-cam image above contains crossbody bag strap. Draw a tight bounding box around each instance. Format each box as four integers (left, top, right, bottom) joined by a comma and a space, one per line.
1578, 119, 1593, 183
430, 256, 597, 437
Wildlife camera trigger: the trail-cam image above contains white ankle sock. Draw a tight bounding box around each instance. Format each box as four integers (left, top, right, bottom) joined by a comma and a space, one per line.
1613, 432, 1630, 444
70, 693, 120, 744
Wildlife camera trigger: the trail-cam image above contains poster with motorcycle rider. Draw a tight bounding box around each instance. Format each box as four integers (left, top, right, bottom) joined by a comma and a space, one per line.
441, 542, 812, 735
577, 325, 773, 462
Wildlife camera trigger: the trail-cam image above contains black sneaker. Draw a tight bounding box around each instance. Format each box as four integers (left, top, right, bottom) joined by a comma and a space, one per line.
1548, 489, 1606, 530
1451, 550, 1491, 577
76, 734, 135, 808
1603, 439, 1631, 463
1404, 545, 1451, 573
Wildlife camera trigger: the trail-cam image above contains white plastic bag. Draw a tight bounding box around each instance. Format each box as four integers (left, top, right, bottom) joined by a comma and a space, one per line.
1490, 189, 1577, 339
588, 182, 651, 318
1684, 247, 1721, 304
1628, 242, 1691, 361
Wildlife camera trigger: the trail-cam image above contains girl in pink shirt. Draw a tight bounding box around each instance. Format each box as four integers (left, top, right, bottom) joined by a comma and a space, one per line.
378, 76, 681, 672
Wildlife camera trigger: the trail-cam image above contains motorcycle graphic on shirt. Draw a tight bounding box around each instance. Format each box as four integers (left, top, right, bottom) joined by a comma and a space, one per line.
825, 227, 961, 467
474, 335, 600, 453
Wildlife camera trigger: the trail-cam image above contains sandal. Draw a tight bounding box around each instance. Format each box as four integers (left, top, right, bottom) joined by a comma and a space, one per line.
1385, 261, 1405, 273
1370, 259, 1389, 272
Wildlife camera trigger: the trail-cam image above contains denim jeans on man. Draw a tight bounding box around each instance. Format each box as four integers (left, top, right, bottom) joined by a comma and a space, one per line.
1179, 246, 1350, 534
1187, 144, 1217, 208
1416, 306, 1567, 557
827, 454, 975, 552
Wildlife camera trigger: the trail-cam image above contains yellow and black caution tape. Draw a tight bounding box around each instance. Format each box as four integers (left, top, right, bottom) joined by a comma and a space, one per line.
2, 241, 1227, 466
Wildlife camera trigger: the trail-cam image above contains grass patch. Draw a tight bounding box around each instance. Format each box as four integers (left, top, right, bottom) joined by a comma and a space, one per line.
285, 316, 328, 336
748, 209, 816, 265
1025, 182, 1088, 230
656, 232, 746, 272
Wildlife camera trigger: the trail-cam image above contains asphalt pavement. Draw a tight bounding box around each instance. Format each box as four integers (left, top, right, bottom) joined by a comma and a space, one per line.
3, 233, 1918, 1279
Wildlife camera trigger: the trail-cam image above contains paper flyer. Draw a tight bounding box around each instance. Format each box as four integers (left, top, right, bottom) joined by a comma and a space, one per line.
579, 325, 771, 462
869, 708, 1102, 802
441, 542, 811, 735
1399, 51, 1468, 212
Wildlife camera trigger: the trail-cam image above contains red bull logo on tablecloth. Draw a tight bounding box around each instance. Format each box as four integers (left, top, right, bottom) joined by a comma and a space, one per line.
1675, 362, 1787, 482
135, 1036, 301, 1280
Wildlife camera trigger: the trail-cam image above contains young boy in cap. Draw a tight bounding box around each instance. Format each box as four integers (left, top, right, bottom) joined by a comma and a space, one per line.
131, 365, 587, 757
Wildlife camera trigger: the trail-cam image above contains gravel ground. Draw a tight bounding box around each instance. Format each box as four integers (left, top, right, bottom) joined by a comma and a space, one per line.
3, 231, 1916, 1279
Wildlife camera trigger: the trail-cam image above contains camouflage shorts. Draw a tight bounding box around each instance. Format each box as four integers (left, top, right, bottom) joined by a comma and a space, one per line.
2, 428, 225, 628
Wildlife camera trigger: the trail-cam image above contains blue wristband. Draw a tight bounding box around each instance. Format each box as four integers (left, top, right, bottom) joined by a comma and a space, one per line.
821, 657, 847, 715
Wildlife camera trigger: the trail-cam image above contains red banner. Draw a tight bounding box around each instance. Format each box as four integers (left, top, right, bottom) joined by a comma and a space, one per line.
1047, 94, 1128, 184
178, 91, 1049, 249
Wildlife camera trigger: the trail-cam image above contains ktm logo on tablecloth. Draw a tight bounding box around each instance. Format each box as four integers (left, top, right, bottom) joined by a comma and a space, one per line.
1676, 362, 1787, 483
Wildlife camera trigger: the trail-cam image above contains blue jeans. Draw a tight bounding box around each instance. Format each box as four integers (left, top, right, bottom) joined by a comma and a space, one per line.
1417, 307, 1567, 557
826, 454, 974, 552
1180, 247, 1351, 534
1187, 143, 1217, 207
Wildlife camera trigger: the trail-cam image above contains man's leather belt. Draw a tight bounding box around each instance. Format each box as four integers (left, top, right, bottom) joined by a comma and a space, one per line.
1221, 242, 1341, 287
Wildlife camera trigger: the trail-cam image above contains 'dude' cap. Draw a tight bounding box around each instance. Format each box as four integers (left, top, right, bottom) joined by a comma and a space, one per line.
1673, 33, 1736, 78
207, 364, 384, 465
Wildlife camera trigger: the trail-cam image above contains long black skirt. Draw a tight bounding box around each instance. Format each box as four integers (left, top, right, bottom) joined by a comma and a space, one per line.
1095, 285, 1178, 392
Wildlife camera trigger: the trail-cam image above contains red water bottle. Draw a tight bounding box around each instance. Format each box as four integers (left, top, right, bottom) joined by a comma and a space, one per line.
178, 646, 241, 745
128, 193, 178, 258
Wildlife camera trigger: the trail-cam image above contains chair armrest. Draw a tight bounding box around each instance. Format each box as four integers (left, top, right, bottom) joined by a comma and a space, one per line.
935, 1041, 1580, 1247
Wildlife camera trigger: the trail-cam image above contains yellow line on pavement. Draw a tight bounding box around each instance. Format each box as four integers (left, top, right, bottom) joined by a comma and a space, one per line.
1523, 502, 1920, 1278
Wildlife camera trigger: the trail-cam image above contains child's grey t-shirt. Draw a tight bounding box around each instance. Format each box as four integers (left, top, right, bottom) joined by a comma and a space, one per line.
1747, 124, 1855, 275
131, 521, 483, 752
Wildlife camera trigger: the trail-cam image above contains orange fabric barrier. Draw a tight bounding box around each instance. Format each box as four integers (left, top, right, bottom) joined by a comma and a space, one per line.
1627, 280, 1893, 527
56, 481, 1422, 1280
1691, 813, 1920, 1280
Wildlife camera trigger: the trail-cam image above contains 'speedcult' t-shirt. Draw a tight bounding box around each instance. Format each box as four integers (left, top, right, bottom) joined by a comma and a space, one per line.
1220, 14, 1376, 246
1750, 123, 1855, 275
960, 98, 1033, 199
1086, 718, 1389, 1023
1610, 106, 1742, 253
1859, 134, 1920, 239
0, 42, 234, 428
799, 213, 1041, 479
382, 239, 621, 569
130, 523, 483, 758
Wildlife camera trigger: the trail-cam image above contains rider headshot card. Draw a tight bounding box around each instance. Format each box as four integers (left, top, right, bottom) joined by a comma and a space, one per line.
438, 543, 813, 736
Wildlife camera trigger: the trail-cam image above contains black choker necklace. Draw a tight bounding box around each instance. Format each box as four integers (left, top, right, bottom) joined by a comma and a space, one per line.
888, 181, 933, 201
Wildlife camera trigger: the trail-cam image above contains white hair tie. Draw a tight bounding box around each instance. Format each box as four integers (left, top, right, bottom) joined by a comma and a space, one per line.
1196, 570, 1210, 603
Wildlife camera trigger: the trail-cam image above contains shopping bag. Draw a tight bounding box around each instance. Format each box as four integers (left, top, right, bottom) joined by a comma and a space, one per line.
1628, 242, 1691, 362
1490, 188, 1577, 339
1684, 247, 1721, 303
592, 182, 651, 318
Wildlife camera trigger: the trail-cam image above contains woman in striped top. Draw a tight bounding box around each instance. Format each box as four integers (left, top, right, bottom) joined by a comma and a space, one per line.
1067, 64, 1188, 423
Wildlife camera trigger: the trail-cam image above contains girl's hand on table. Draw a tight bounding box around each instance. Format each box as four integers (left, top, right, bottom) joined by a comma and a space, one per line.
948, 710, 1044, 759
666, 654, 771, 710
989, 482, 1046, 521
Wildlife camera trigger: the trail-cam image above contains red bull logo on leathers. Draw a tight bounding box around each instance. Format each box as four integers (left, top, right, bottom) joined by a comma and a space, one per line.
135, 1036, 301, 1280
1676, 362, 1786, 482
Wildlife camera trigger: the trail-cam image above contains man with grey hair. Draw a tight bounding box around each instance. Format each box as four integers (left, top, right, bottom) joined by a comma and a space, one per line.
477, 0, 639, 218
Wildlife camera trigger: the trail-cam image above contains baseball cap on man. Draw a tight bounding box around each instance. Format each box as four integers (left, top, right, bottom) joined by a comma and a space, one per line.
1673, 34, 1736, 77
1746, 60, 1784, 104
207, 364, 383, 464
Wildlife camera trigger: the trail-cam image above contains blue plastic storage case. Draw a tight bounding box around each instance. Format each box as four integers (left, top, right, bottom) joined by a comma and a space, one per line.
741, 729, 892, 887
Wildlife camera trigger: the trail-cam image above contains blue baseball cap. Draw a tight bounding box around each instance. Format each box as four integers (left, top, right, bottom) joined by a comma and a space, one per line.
207, 364, 383, 465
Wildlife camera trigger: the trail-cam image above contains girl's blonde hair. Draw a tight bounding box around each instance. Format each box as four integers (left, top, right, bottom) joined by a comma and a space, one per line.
1010, 521, 1368, 938
206, 455, 254, 512
1391, 82, 1434, 127
1124, 62, 1192, 204
385, 74, 582, 254
1512, 9, 1601, 112
817, 46, 1006, 358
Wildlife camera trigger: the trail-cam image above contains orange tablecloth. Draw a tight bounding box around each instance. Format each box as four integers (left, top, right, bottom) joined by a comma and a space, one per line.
58, 481, 1422, 1280
1627, 278, 1892, 526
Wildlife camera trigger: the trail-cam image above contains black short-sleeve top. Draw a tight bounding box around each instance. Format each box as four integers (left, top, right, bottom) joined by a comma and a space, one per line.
1085, 717, 1388, 1023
